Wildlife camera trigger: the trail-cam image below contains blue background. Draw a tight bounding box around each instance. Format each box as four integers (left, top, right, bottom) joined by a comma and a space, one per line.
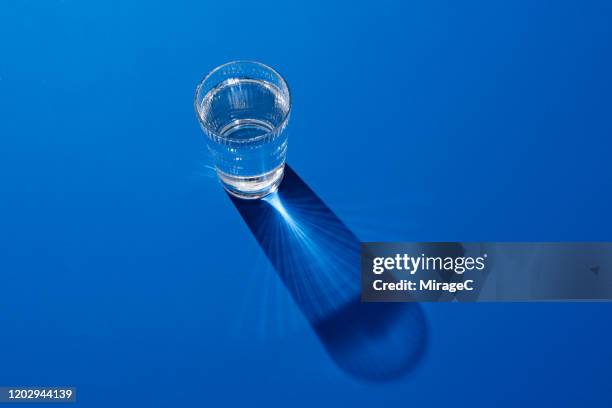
1, 0, 612, 406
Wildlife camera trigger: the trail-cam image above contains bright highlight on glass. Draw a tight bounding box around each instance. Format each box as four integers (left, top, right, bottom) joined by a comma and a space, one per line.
194, 61, 291, 199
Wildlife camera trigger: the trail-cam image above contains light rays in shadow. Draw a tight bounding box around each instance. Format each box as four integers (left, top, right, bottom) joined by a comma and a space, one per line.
229, 238, 306, 342
230, 165, 428, 381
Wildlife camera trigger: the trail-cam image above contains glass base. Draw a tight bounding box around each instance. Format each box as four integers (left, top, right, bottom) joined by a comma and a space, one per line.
217, 164, 285, 199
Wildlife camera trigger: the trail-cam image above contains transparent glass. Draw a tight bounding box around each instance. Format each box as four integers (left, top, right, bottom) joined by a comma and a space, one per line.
194, 61, 291, 199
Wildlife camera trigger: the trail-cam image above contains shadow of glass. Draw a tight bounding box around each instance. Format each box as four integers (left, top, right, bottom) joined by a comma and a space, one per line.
229, 165, 428, 381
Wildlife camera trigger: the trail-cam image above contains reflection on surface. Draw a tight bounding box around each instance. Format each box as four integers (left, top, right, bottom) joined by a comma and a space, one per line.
230, 165, 427, 381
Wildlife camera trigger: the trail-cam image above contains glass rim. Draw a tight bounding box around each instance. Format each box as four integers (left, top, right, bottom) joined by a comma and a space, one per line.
194, 60, 292, 143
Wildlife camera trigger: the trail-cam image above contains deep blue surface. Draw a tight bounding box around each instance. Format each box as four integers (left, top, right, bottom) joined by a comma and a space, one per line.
1, 1, 612, 406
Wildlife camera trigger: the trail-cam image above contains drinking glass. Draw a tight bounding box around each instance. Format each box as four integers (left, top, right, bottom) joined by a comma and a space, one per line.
194, 61, 291, 199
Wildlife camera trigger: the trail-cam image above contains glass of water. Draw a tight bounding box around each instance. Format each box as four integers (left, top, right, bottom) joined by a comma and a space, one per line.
194, 61, 291, 199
